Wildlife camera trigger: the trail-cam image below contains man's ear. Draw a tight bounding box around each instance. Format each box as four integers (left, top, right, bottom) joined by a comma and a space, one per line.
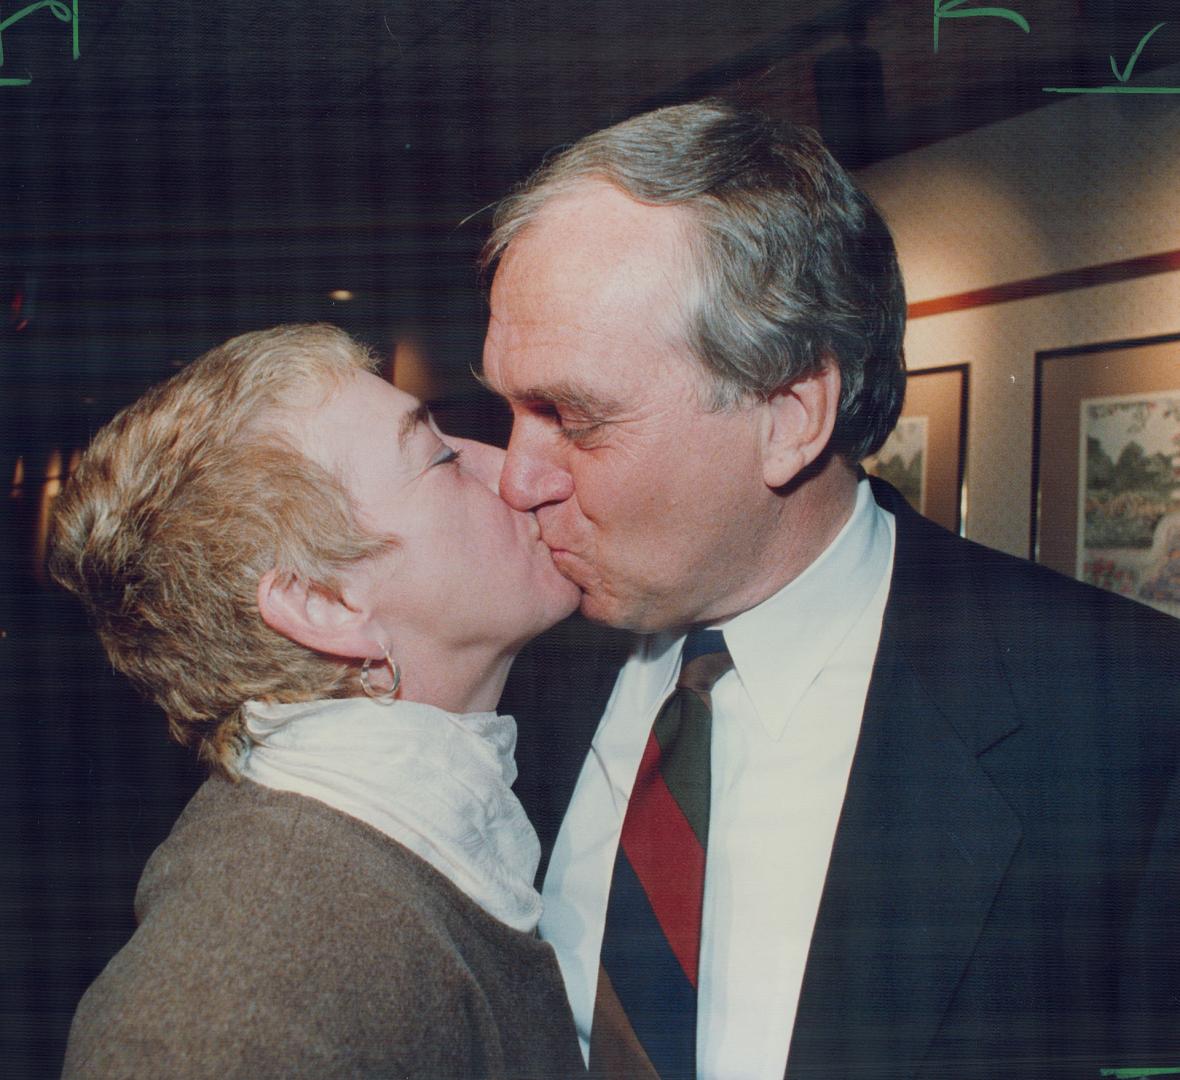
760, 361, 841, 489
257, 568, 374, 660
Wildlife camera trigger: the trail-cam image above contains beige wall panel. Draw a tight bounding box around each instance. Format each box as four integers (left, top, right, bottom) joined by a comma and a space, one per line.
855, 63, 1180, 557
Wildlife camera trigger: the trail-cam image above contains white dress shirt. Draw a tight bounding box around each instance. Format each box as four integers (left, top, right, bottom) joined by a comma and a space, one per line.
540, 479, 896, 1078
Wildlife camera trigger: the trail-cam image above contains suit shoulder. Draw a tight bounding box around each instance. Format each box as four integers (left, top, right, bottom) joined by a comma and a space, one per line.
954, 529, 1180, 662
897, 506, 1180, 652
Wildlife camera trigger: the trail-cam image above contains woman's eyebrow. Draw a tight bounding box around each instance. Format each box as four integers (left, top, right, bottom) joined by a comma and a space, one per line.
398, 402, 433, 449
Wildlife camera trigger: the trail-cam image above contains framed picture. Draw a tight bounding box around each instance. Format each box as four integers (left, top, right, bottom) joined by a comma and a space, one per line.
1032, 333, 1180, 619
864, 363, 968, 533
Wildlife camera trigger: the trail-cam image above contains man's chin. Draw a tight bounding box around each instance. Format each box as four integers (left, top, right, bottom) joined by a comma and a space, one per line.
577, 589, 654, 633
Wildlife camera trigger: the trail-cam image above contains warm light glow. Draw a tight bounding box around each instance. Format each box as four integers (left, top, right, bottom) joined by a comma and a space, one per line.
391, 339, 443, 401
328, 289, 354, 302
34, 449, 64, 584
11, 455, 23, 490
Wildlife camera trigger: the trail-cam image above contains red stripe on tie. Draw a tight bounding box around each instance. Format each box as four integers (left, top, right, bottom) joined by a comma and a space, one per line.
619, 732, 707, 987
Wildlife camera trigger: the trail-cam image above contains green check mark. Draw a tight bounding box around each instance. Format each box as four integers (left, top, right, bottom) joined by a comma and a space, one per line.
1110, 22, 1167, 83
1098, 1069, 1180, 1078
933, 0, 1030, 52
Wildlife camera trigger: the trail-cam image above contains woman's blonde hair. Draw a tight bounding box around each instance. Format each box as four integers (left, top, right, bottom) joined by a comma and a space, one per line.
49, 324, 394, 777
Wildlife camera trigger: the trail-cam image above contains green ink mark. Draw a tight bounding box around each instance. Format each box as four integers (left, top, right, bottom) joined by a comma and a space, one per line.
1043, 84, 1180, 93
1110, 22, 1167, 83
0, 0, 77, 76
1098, 1069, 1180, 1078
933, 0, 1030, 52
1044, 21, 1178, 94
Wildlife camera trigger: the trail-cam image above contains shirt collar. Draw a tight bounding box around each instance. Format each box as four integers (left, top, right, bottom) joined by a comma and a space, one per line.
716, 478, 894, 739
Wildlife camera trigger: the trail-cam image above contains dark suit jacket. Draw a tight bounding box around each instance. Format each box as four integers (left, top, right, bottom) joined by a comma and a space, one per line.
506, 480, 1180, 1079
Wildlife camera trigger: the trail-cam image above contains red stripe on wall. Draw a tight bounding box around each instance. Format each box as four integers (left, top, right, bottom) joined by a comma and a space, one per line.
907, 249, 1180, 320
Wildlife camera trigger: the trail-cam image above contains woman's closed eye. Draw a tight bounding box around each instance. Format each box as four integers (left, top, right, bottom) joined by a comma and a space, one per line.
430, 445, 463, 468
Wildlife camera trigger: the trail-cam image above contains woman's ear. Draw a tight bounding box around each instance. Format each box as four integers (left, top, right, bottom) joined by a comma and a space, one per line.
760, 360, 841, 489
257, 569, 373, 659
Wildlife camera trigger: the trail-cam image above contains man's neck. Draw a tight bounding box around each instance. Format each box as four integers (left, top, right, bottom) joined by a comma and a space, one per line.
707, 456, 861, 628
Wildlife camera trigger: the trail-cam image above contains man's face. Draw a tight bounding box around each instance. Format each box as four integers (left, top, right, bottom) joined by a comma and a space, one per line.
482, 182, 784, 633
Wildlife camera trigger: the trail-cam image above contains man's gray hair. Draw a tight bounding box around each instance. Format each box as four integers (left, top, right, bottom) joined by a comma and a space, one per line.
482, 99, 907, 461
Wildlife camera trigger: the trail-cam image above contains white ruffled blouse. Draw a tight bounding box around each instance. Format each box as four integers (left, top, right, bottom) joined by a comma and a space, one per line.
238, 696, 542, 932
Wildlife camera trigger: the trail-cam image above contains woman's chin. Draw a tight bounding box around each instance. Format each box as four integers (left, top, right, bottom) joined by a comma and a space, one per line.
551, 566, 584, 616
555, 585, 583, 622
527, 576, 583, 638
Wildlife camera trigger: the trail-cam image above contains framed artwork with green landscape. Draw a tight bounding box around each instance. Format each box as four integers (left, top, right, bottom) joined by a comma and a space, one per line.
1033, 334, 1180, 619
864, 363, 968, 534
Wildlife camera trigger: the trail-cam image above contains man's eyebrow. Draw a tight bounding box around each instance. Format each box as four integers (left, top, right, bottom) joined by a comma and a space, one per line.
476, 371, 623, 417
398, 402, 432, 449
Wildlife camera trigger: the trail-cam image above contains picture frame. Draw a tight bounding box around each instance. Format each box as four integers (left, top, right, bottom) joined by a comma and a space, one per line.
864, 362, 968, 534
1032, 333, 1180, 619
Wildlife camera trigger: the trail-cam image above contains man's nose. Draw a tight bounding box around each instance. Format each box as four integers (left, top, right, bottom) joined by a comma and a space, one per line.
499, 427, 575, 511
449, 437, 505, 494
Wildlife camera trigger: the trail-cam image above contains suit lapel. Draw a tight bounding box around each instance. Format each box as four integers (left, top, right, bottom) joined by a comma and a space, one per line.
787, 483, 1025, 1078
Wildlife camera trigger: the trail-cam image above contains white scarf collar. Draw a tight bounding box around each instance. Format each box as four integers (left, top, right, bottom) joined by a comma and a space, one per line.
238, 696, 542, 932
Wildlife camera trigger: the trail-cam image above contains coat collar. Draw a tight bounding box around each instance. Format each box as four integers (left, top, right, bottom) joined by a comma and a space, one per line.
869, 475, 1024, 755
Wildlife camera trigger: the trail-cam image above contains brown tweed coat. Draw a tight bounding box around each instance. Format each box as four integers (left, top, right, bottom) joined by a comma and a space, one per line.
61, 776, 585, 1079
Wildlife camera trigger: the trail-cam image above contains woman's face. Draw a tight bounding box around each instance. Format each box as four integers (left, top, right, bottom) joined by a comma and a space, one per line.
297, 370, 580, 658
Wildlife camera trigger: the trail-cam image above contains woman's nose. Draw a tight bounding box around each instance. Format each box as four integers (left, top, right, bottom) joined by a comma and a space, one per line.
448, 437, 505, 493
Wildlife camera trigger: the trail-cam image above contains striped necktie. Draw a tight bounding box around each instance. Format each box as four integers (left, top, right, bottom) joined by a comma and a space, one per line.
589, 628, 733, 1080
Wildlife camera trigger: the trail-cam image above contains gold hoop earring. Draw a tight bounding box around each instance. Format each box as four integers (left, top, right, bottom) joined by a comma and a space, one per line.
360, 645, 401, 705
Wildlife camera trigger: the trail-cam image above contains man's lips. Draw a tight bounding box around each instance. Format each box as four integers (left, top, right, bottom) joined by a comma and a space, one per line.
547, 547, 586, 587
526, 517, 572, 562
529, 517, 564, 553
536, 532, 573, 560
538, 531, 570, 556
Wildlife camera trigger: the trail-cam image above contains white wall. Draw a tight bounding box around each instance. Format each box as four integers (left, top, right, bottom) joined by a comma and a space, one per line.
858, 63, 1180, 556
